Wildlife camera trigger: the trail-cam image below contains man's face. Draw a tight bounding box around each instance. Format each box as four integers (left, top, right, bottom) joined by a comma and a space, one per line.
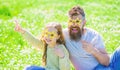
68, 15, 84, 41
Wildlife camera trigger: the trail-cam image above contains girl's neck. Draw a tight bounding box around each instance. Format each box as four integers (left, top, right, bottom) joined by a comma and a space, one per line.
48, 43, 58, 48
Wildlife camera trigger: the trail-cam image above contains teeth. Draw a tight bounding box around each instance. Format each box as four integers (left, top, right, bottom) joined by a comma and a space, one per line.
46, 39, 51, 42
72, 28, 77, 30
47, 40, 49, 41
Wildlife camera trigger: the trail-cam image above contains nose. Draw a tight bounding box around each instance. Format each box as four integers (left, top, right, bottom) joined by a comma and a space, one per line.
72, 23, 77, 26
46, 35, 50, 38
47, 34, 52, 39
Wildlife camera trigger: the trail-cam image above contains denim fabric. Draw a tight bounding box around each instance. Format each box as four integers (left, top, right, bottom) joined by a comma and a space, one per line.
25, 65, 45, 70
110, 47, 120, 70
95, 47, 120, 70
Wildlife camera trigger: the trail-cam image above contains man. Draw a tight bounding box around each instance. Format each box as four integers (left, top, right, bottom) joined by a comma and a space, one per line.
63, 5, 120, 70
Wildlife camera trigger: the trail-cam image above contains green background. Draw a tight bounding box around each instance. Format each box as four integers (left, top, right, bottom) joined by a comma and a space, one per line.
0, 0, 120, 69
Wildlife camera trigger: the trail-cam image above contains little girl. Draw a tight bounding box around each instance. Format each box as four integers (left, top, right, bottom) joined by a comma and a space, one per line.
15, 21, 70, 70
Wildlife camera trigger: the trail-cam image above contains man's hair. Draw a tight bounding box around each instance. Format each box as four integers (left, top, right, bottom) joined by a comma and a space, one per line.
68, 6, 85, 19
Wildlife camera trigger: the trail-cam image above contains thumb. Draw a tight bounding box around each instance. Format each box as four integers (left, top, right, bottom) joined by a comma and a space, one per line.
14, 20, 21, 31
14, 19, 21, 27
14, 19, 19, 24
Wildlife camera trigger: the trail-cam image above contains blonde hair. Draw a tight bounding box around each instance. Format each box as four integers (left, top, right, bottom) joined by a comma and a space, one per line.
41, 22, 65, 66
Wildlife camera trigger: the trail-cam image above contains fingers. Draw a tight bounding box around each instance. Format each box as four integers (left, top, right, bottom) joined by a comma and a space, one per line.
14, 19, 21, 32
14, 19, 19, 26
14, 19, 19, 24
14, 19, 21, 26
81, 40, 91, 44
81, 40, 90, 48
54, 47, 64, 57
81, 40, 88, 45
14, 23, 19, 31
54, 47, 62, 54
81, 40, 94, 48
14, 20, 20, 27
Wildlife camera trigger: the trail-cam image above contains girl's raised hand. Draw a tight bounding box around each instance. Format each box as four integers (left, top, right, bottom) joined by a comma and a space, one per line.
14, 20, 25, 34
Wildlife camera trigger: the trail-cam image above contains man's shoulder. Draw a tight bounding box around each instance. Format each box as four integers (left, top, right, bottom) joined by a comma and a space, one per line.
86, 28, 103, 42
63, 28, 68, 32
63, 28, 69, 35
86, 28, 100, 36
63, 28, 70, 39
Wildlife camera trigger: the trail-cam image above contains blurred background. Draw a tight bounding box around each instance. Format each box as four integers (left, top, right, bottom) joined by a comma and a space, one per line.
0, 0, 120, 69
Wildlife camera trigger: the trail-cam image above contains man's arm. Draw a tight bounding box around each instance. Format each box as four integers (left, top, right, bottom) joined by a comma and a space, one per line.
91, 48, 110, 66
81, 40, 110, 66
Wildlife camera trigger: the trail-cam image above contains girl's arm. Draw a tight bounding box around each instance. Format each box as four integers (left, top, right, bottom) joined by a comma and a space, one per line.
21, 30, 44, 50
58, 45, 70, 70
15, 21, 44, 50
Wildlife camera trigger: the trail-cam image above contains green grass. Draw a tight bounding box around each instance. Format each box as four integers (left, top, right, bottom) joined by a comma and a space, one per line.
0, 0, 120, 70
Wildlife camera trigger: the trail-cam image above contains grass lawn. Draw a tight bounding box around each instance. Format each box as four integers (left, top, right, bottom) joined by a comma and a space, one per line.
0, 0, 120, 70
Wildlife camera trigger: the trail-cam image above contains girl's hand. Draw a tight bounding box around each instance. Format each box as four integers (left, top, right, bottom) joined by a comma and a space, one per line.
54, 47, 65, 58
14, 20, 25, 34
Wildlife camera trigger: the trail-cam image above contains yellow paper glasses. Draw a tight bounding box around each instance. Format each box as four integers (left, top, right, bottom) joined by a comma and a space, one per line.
42, 29, 58, 39
68, 18, 82, 26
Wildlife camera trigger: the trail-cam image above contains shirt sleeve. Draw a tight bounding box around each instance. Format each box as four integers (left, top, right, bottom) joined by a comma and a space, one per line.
92, 35, 105, 49
59, 45, 70, 70
22, 30, 44, 50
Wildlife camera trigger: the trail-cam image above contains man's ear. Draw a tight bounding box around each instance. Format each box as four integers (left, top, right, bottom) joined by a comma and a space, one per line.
83, 19, 86, 25
80, 19, 86, 28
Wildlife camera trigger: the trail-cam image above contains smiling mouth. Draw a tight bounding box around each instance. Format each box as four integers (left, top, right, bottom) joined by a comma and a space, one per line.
45, 39, 51, 43
71, 28, 78, 33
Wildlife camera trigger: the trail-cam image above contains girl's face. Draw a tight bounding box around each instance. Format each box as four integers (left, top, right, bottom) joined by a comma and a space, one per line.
43, 27, 60, 45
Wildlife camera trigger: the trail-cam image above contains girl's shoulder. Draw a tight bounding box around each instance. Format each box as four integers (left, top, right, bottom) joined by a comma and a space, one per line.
57, 44, 68, 52
57, 44, 65, 48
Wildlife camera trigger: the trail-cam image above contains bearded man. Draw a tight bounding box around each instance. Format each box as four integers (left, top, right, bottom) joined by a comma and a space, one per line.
23, 6, 120, 70
63, 6, 120, 70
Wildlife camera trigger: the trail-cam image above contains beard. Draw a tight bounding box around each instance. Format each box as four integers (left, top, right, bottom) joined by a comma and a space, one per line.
69, 26, 82, 41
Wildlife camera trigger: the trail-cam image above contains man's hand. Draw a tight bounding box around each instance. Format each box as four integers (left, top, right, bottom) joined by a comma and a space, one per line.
14, 20, 25, 34
54, 47, 65, 58
81, 40, 110, 66
81, 40, 96, 54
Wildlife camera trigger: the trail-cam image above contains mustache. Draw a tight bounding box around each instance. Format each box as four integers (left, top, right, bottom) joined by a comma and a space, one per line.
69, 26, 80, 30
